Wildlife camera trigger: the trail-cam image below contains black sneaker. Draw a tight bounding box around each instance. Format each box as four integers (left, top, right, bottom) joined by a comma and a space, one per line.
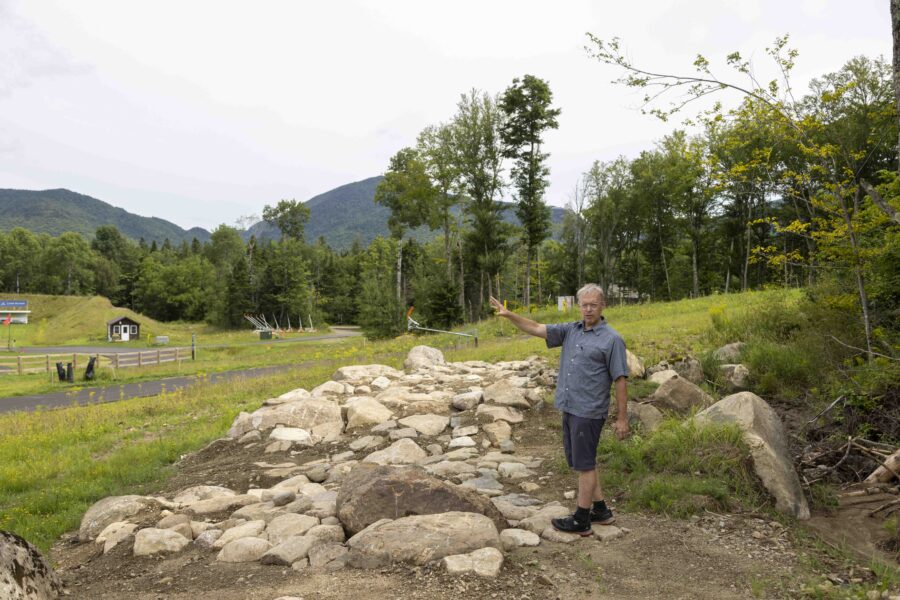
551, 514, 593, 536
590, 506, 616, 525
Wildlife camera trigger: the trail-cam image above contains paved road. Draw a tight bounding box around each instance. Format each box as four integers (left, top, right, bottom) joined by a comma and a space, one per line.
11, 326, 361, 355
0, 364, 301, 414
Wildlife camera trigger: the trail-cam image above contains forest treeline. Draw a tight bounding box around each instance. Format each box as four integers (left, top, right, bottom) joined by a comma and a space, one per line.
0, 52, 896, 351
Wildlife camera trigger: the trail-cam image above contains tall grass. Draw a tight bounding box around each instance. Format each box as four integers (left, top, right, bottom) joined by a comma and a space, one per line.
597, 419, 765, 517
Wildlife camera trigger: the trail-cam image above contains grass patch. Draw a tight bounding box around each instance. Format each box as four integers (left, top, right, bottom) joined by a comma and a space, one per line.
598, 419, 765, 517
0, 364, 339, 552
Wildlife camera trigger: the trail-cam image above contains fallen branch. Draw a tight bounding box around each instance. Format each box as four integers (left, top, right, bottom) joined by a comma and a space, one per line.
869, 498, 900, 518
805, 395, 846, 425
829, 335, 900, 361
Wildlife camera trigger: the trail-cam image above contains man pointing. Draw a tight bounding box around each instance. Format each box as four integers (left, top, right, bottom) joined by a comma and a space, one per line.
489, 283, 629, 535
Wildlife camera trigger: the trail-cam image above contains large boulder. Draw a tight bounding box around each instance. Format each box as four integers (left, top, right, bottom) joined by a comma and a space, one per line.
404, 346, 446, 371
347, 512, 500, 568
227, 398, 343, 439
482, 380, 530, 410
332, 364, 403, 382
672, 356, 704, 385
646, 376, 714, 414
0, 531, 63, 600
78, 495, 161, 541
694, 392, 810, 520
626, 350, 645, 378
362, 438, 428, 466
336, 463, 507, 535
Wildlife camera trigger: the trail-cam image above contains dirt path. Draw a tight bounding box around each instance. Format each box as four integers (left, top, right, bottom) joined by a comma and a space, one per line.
48, 396, 865, 600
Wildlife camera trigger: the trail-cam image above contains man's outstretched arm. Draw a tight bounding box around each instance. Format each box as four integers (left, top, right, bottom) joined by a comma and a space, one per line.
489, 296, 547, 339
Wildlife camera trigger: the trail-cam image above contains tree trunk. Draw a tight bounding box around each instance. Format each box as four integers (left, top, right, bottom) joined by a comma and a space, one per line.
691, 235, 700, 298
396, 240, 403, 303
839, 188, 874, 360
537, 246, 543, 306
893, 0, 900, 175
865, 448, 900, 483
725, 238, 734, 293
524, 246, 532, 307
742, 222, 751, 292
458, 233, 466, 314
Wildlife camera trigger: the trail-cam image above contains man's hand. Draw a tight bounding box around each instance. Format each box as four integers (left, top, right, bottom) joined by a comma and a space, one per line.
489, 296, 511, 318
614, 417, 630, 441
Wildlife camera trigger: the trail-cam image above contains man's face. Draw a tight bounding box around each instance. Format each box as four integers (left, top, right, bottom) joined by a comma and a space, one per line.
579, 293, 604, 328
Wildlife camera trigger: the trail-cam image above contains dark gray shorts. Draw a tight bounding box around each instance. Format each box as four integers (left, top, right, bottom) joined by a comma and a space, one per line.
562, 412, 605, 471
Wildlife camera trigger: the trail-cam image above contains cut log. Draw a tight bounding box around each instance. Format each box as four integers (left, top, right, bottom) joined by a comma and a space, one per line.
864, 449, 900, 484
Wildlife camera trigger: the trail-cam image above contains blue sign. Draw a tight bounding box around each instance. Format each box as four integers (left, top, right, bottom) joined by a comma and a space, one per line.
0, 300, 27, 308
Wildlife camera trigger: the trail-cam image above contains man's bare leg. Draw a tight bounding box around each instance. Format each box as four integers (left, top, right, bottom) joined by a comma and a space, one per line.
577, 468, 604, 508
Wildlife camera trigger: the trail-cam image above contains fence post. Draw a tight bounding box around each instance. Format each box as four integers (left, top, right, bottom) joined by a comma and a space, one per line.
138, 351, 142, 367
73, 353, 77, 372
17, 356, 22, 375
45, 354, 50, 373
157, 349, 161, 365
114, 353, 119, 369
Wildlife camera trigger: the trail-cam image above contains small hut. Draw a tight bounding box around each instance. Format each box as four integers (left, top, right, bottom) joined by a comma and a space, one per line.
107, 316, 140, 342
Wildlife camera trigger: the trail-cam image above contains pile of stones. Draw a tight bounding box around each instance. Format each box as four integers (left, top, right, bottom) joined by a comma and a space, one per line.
76, 345, 629, 581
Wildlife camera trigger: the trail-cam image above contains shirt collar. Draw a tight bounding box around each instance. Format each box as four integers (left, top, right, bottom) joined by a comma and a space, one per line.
577, 316, 606, 334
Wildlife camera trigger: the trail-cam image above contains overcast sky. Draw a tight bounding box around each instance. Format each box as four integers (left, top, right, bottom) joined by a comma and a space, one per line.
0, 0, 891, 231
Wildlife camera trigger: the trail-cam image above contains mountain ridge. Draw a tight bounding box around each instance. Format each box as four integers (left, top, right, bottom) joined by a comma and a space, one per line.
1, 179, 567, 249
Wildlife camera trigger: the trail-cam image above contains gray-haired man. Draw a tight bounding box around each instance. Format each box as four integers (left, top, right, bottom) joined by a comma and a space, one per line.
489, 283, 629, 535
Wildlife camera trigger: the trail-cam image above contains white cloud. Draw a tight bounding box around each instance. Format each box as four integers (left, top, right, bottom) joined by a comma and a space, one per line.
0, 0, 891, 229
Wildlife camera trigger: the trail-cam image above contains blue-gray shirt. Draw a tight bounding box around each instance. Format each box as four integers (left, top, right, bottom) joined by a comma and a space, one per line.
545, 318, 629, 420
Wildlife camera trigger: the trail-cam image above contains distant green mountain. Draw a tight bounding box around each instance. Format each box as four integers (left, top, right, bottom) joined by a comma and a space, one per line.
1, 180, 567, 250
246, 176, 567, 249
0, 188, 211, 244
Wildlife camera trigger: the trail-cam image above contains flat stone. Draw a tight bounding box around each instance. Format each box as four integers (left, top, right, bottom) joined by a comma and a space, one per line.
389, 427, 419, 440
540, 526, 582, 544
308, 542, 348, 569
476, 404, 523, 424
213, 520, 266, 549
483, 380, 531, 410
499, 528, 540, 550
448, 436, 476, 448
266, 513, 320, 545
260, 535, 323, 566
398, 414, 449, 437
193, 529, 223, 549
216, 537, 272, 562
363, 438, 428, 466
452, 425, 479, 438
592, 525, 626, 542
133, 528, 190, 556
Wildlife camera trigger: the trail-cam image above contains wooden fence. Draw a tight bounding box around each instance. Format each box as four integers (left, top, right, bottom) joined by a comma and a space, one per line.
0, 348, 188, 376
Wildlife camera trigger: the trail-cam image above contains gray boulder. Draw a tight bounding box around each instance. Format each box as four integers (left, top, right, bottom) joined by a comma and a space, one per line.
404, 346, 446, 371
482, 380, 530, 410
347, 512, 500, 568
0, 531, 63, 600
78, 495, 160, 541
336, 463, 507, 535
694, 392, 810, 520
646, 376, 714, 414
713, 342, 746, 363
672, 356, 705, 385
133, 528, 191, 556
720, 364, 750, 391
227, 397, 342, 439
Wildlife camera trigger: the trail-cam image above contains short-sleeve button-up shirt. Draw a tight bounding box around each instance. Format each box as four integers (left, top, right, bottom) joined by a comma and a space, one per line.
545, 318, 629, 420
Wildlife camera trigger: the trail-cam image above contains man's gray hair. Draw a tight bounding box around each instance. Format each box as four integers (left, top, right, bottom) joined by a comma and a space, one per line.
576, 283, 605, 305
